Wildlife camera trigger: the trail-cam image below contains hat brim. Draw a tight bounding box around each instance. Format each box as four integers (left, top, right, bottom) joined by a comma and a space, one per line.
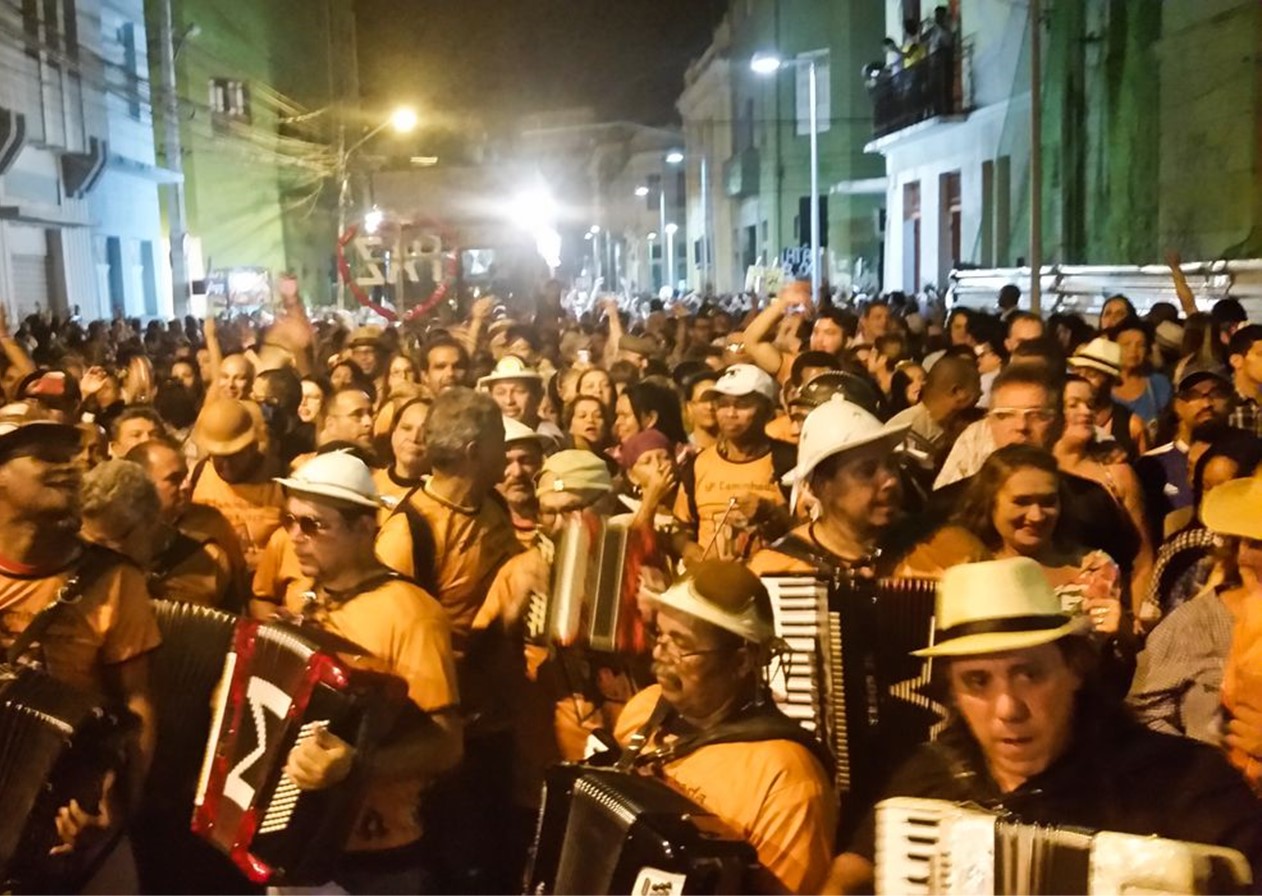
478, 372, 543, 389
1067, 357, 1119, 378
1202, 477, 1262, 540
651, 580, 773, 644
0, 421, 80, 456
195, 427, 256, 457
702, 384, 775, 403
275, 479, 382, 509
1177, 371, 1230, 392
780, 425, 911, 485
913, 615, 1091, 657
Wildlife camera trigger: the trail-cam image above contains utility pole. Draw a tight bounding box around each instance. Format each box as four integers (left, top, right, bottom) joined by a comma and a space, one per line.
1029, 0, 1043, 314
156, 0, 190, 316
336, 121, 347, 310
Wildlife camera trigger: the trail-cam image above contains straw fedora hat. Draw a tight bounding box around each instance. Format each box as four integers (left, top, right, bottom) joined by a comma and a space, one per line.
276, 451, 380, 509
1068, 337, 1122, 378
914, 557, 1091, 657
193, 399, 258, 457
477, 354, 542, 389
1202, 474, 1262, 541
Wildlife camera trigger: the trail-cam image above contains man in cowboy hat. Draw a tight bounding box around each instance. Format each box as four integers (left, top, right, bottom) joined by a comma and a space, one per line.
749, 396, 910, 577
271, 451, 462, 892
477, 355, 564, 444
827, 556, 1262, 892
613, 560, 836, 894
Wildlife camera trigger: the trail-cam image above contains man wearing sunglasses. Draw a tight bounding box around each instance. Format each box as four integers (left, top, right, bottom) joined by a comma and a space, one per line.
612, 560, 836, 894
272, 451, 462, 893
0, 402, 160, 886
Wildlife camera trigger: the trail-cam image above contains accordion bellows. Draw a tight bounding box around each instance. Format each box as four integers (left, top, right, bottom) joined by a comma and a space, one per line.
876, 797, 1252, 894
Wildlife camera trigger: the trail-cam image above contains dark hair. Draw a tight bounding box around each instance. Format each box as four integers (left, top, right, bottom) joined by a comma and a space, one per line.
1228, 324, 1262, 359
562, 394, 613, 442
1190, 429, 1262, 519
257, 367, 302, 417
997, 284, 1021, 309
817, 307, 858, 341
888, 364, 923, 414
621, 379, 687, 445
418, 336, 469, 372
153, 383, 198, 431
953, 445, 1065, 553
576, 367, 613, 397
991, 361, 1062, 404
1101, 295, 1138, 323
329, 359, 376, 402
109, 405, 165, 442
680, 368, 719, 400
791, 351, 841, 385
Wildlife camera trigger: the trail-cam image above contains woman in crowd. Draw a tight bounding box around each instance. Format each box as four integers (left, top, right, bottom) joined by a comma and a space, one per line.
373, 396, 430, 506
886, 360, 925, 415
613, 379, 687, 447
564, 394, 613, 454
1099, 294, 1138, 333
1054, 373, 1154, 606
1111, 317, 1172, 440
298, 375, 327, 424
615, 428, 679, 532
576, 367, 615, 409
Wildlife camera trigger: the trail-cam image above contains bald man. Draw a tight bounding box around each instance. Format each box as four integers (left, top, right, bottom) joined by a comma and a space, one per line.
887, 353, 982, 463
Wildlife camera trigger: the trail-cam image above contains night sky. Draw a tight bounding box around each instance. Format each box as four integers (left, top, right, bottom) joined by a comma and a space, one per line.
356, 0, 728, 129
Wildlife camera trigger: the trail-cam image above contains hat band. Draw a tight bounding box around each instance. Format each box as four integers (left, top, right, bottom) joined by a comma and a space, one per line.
936, 613, 1068, 643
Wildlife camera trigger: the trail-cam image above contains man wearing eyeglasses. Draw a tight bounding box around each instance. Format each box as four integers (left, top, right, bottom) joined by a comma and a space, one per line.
274, 449, 462, 893
612, 560, 836, 894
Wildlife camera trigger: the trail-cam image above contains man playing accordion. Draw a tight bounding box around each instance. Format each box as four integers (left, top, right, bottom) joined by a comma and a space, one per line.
614, 560, 837, 894
827, 556, 1262, 892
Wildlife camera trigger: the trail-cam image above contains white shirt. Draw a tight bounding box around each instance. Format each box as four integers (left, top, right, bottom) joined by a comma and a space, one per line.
934, 418, 996, 489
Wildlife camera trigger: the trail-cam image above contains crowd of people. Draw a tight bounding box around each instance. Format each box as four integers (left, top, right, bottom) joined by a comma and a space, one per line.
3, 262, 1262, 894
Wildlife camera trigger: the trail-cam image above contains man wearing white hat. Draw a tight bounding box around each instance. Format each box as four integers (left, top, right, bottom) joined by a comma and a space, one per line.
477, 354, 564, 445
498, 415, 548, 543
673, 363, 795, 566
749, 396, 909, 577
827, 556, 1262, 893
613, 560, 836, 894
271, 450, 462, 892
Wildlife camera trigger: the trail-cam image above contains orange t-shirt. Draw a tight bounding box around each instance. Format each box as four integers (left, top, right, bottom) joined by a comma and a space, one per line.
614, 684, 836, 894
189, 460, 284, 570
374, 480, 522, 655
764, 413, 796, 445
674, 446, 788, 561
251, 526, 311, 614
0, 547, 161, 694
302, 577, 459, 853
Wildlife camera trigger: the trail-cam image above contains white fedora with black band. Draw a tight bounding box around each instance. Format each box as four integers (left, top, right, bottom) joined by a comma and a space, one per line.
914, 557, 1091, 657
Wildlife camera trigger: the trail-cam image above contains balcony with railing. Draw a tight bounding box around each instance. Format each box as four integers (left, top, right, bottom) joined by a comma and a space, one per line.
868, 48, 962, 140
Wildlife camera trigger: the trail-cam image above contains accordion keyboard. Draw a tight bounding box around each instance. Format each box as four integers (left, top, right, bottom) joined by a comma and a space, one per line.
763, 577, 827, 733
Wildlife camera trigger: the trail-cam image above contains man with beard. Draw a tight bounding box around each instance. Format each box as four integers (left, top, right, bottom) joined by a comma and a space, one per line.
673, 364, 793, 565
749, 397, 910, 577
1135, 363, 1233, 540
419, 336, 470, 398
0, 402, 159, 887
188, 398, 284, 570
613, 561, 836, 894
498, 416, 547, 544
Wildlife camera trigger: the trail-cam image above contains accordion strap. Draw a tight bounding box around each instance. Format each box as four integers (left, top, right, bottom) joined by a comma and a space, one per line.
6, 546, 117, 667
615, 697, 673, 772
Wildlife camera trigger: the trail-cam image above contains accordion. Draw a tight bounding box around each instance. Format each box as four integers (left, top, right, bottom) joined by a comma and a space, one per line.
146, 600, 239, 814
525, 513, 633, 653
762, 575, 939, 804
526, 764, 759, 895
0, 666, 128, 893
875, 797, 1253, 894
192, 617, 408, 885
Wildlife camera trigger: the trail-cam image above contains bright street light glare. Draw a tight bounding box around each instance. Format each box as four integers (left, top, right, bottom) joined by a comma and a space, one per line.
665, 150, 684, 165
364, 207, 384, 235
647, 231, 658, 240
635, 185, 650, 197
665, 223, 679, 235
589, 225, 601, 234
390, 106, 418, 133
750, 53, 783, 75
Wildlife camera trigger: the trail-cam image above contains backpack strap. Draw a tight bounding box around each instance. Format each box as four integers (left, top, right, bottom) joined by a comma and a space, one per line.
6, 545, 125, 666
388, 485, 440, 596
767, 532, 841, 578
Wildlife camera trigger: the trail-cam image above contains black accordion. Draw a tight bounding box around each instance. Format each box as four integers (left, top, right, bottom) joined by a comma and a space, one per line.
192, 617, 408, 885
526, 764, 759, 895
876, 797, 1253, 894
762, 574, 939, 810
0, 666, 128, 893
525, 513, 633, 653
146, 600, 239, 815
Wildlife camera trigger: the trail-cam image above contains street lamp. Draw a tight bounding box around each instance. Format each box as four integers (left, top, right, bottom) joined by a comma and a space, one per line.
665, 149, 684, 165
752, 49, 828, 304
336, 105, 418, 309
634, 185, 650, 198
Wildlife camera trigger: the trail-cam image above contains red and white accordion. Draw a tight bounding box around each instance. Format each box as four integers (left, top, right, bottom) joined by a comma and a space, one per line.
525, 513, 636, 653
876, 797, 1252, 894
192, 618, 407, 885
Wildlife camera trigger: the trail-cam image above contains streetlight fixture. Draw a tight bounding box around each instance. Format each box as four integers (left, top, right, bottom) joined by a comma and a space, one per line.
752, 49, 829, 304
336, 104, 420, 309
665, 150, 684, 165
635, 185, 650, 198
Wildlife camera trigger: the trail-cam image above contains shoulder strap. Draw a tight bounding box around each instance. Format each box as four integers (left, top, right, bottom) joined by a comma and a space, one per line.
389, 486, 440, 595
769, 439, 797, 498
188, 456, 209, 493
149, 531, 206, 582
6, 546, 124, 666
768, 532, 841, 577
615, 696, 673, 772
678, 451, 699, 529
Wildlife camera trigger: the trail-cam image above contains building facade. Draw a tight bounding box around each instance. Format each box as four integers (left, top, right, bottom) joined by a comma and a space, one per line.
150, 0, 357, 309
869, 0, 1262, 295
678, 0, 888, 297
0, 0, 164, 321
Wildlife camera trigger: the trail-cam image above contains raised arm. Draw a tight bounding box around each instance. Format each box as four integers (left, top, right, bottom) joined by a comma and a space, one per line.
600, 296, 625, 369
0, 303, 35, 385
1165, 248, 1198, 317
742, 293, 791, 376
